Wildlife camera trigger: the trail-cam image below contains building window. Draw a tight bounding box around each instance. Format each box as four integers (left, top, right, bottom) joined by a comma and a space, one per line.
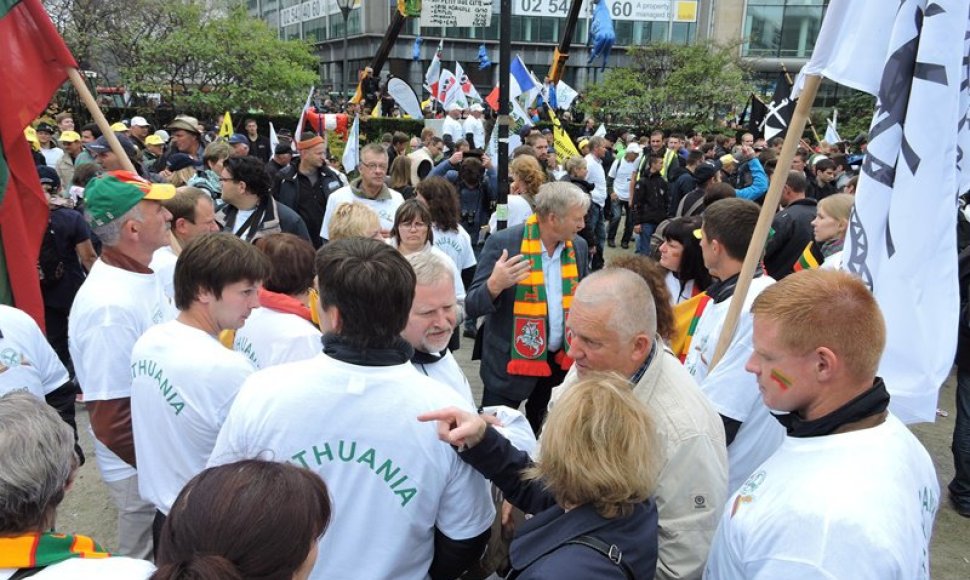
743, 0, 828, 58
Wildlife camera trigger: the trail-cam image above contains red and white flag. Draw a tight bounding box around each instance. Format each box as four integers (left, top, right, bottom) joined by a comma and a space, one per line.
455, 61, 482, 102
424, 39, 444, 100
438, 69, 462, 109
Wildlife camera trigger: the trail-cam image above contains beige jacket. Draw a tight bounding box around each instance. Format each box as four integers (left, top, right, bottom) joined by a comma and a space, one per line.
549, 342, 728, 580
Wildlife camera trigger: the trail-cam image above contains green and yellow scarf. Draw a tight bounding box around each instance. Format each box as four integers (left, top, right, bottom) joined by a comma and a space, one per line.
0, 532, 110, 569
508, 214, 579, 377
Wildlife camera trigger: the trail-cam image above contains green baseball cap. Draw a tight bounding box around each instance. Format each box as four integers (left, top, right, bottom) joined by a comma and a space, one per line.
84, 170, 176, 228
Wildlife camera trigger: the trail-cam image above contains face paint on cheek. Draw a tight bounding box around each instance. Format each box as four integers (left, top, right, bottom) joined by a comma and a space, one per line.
770, 368, 793, 391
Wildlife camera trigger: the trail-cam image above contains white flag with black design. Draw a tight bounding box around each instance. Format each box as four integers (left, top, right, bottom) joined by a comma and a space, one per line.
798, 0, 970, 423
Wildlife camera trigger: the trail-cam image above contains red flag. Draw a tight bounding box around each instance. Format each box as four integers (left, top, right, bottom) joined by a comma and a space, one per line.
0, 0, 78, 330
485, 86, 500, 112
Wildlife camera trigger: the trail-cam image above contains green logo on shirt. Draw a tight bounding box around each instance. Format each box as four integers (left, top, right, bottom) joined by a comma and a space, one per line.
131, 358, 185, 415
291, 440, 418, 507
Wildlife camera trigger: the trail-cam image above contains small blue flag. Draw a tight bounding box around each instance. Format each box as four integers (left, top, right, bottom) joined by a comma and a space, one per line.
478, 44, 492, 70
413, 37, 423, 61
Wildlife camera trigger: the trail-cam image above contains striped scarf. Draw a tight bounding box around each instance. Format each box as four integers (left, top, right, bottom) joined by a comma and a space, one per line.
508, 214, 578, 377
0, 532, 110, 569
793, 241, 822, 272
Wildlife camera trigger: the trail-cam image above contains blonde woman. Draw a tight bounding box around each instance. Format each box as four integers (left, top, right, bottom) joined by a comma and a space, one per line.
326, 202, 383, 241
812, 193, 855, 270
420, 373, 660, 579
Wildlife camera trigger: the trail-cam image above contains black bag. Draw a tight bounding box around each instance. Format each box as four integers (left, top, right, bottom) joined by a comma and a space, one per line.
37, 213, 65, 289
506, 534, 635, 579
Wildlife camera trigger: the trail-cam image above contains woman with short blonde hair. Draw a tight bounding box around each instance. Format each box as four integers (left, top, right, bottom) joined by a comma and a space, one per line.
419, 372, 660, 578
326, 202, 382, 241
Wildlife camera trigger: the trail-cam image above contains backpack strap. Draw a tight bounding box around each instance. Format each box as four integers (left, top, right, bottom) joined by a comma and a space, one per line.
564, 535, 635, 580
9, 567, 46, 580
506, 534, 636, 580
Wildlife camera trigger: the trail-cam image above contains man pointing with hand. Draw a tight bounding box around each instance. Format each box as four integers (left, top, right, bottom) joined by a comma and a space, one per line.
466, 182, 589, 434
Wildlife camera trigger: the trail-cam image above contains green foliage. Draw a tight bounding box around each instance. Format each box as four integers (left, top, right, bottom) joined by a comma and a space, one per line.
578, 41, 752, 126
121, 3, 317, 117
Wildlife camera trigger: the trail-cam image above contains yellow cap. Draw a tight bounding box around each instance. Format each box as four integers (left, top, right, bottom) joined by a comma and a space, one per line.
110, 122, 128, 132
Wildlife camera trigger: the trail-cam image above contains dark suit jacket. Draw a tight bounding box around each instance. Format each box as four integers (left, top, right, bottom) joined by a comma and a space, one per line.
466, 224, 589, 401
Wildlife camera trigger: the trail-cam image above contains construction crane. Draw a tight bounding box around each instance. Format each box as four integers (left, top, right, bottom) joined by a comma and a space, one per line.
547, 0, 585, 85
350, 9, 411, 105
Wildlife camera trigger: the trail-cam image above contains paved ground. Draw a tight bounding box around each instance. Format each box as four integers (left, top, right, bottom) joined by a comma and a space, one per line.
58, 242, 970, 577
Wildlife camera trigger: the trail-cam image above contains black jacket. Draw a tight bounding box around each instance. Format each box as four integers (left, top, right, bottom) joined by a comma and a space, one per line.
668, 169, 697, 217
273, 163, 344, 248
632, 170, 669, 226
764, 198, 821, 279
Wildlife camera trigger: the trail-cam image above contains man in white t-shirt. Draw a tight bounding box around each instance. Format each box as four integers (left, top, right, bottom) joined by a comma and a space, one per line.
685, 198, 784, 494
0, 392, 155, 579
150, 186, 221, 300
706, 270, 939, 579
209, 238, 494, 579
463, 104, 486, 149
319, 143, 403, 242
0, 305, 82, 463
132, 233, 270, 551
583, 136, 608, 270
607, 142, 641, 249
68, 170, 176, 560
442, 104, 466, 146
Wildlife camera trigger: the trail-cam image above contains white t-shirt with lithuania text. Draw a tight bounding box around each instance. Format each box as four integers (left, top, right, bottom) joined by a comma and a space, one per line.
209, 353, 495, 580
131, 320, 254, 514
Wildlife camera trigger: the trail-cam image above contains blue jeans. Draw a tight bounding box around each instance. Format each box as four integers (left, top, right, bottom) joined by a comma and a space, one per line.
608, 200, 633, 245
951, 365, 970, 510
635, 222, 657, 256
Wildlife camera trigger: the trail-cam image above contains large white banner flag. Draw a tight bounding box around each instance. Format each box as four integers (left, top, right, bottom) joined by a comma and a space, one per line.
342, 114, 360, 173
797, 0, 970, 423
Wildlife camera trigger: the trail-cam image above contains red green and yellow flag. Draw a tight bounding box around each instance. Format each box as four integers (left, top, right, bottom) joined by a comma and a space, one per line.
792, 240, 822, 272
0, 0, 78, 330
671, 291, 712, 363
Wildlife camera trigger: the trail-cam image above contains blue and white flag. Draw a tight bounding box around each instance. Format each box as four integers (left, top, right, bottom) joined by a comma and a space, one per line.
510, 55, 541, 107
342, 114, 360, 173
797, 0, 970, 423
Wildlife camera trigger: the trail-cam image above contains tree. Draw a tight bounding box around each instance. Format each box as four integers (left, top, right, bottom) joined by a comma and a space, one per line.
124, 3, 317, 116
44, 0, 318, 117
577, 41, 752, 128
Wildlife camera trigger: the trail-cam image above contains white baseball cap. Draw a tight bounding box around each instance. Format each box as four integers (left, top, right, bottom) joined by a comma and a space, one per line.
130, 116, 151, 127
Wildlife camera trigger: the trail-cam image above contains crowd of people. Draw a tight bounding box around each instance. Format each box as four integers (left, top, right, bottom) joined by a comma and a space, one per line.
0, 105, 958, 580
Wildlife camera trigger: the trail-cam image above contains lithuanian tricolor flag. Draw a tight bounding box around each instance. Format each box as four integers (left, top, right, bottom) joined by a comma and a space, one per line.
0, 0, 77, 330
792, 240, 824, 272
671, 292, 712, 363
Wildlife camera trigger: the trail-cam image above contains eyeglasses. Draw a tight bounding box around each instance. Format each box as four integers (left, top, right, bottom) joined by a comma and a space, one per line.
403, 222, 427, 230
360, 161, 388, 171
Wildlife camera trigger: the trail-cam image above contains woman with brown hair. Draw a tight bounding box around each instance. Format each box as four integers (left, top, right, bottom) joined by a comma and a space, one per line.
417, 177, 477, 291
420, 373, 660, 579
152, 459, 332, 580
232, 233, 322, 369
388, 154, 415, 199
389, 199, 465, 305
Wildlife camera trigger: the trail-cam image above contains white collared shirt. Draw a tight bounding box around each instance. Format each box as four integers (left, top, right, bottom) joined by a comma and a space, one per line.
540, 240, 565, 351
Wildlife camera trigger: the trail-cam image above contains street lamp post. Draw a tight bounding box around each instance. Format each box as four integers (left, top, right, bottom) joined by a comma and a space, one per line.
337, 0, 354, 99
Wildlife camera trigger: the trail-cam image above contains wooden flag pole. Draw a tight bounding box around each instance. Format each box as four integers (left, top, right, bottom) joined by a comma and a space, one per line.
707, 74, 823, 372
782, 64, 821, 143
65, 68, 137, 174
